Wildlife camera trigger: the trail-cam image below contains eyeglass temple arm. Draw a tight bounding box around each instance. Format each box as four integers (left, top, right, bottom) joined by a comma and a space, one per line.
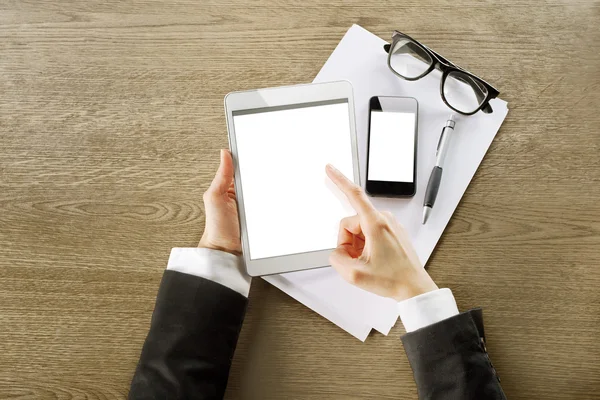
383, 43, 494, 114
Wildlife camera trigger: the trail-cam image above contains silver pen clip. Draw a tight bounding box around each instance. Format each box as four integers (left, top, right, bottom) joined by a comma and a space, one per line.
436, 127, 445, 158
436, 116, 456, 157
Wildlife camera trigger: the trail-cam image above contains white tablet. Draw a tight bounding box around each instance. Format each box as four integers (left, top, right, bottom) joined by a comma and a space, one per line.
224, 81, 359, 276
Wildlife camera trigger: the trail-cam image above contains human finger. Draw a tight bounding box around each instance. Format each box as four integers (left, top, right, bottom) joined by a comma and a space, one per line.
207, 149, 234, 196
337, 215, 363, 246
329, 246, 374, 287
325, 164, 377, 217
329, 245, 362, 273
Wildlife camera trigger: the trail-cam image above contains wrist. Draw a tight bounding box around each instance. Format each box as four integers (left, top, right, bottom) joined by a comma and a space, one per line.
198, 237, 241, 256
392, 270, 438, 302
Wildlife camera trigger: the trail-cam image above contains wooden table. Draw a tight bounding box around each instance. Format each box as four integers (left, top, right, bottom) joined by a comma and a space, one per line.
1, 1, 599, 399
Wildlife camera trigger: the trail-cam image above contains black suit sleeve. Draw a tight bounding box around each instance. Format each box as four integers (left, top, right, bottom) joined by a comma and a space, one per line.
129, 270, 248, 400
401, 309, 507, 400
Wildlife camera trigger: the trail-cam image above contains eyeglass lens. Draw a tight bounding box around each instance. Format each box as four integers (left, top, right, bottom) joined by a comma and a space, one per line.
443, 70, 488, 114
389, 38, 432, 79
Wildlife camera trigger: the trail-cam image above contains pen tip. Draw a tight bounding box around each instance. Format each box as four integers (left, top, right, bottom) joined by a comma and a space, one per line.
422, 207, 431, 224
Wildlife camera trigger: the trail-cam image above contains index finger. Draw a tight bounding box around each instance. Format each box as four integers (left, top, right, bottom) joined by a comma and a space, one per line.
326, 164, 377, 217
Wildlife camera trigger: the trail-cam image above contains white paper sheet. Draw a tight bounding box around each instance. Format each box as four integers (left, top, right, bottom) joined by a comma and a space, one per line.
265, 273, 372, 341
264, 24, 509, 340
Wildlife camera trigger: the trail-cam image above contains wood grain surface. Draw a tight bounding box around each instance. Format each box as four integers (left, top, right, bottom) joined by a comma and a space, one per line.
1, 0, 599, 399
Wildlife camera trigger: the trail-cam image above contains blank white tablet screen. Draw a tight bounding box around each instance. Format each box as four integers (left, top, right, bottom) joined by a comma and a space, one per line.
233, 100, 355, 260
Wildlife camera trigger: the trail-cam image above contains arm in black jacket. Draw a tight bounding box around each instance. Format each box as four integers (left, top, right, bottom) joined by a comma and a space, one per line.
129, 270, 247, 400
128, 270, 505, 400
401, 308, 507, 400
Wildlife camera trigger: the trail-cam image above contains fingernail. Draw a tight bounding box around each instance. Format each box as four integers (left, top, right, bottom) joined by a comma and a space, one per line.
220, 149, 225, 161
326, 164, 337, 173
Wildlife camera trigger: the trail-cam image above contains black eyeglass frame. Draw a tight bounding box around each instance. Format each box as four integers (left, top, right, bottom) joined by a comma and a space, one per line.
384, 30, 500, 115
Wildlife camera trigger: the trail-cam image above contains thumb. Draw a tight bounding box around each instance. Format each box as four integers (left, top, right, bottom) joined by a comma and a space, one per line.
329, 245, 363, 281
208, 149, 234, 195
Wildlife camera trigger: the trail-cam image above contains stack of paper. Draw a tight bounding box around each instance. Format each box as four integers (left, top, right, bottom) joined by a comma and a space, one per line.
264, 25, 509, 341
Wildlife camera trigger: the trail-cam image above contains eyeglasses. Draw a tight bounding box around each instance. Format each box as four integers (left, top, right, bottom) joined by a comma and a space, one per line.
384, 31, 500, 115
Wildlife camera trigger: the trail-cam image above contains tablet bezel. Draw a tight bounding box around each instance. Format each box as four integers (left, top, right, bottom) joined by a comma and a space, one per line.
224, 81, 359, 276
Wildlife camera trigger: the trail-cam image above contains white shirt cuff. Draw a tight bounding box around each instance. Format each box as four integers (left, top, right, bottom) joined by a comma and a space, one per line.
397, 288, 459, 332
166, 248, 251, 297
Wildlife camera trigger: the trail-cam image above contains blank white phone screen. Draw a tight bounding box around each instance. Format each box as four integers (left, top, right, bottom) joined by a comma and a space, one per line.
233, 100, 355, 260
367, 111, 416, 182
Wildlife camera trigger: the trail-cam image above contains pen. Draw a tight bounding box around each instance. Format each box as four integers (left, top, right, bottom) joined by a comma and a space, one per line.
422, 115, 456, 224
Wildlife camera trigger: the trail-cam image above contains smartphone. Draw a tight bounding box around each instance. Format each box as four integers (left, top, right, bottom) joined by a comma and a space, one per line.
366, 96, 418, 197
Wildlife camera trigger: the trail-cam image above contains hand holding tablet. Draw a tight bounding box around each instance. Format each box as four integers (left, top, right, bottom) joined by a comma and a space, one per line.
198, 149, 242, 255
